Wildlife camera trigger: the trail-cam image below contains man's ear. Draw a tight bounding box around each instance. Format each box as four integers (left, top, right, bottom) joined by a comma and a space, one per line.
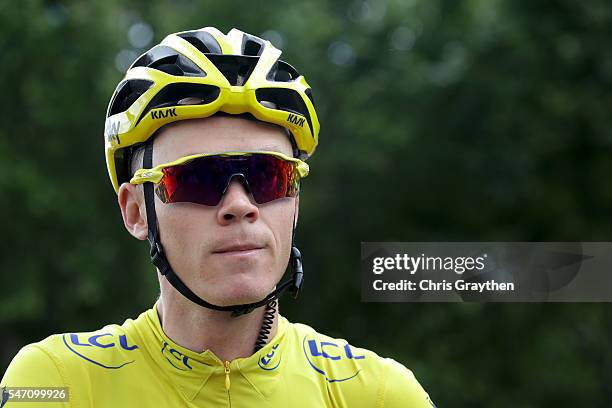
118, 183, 148, 240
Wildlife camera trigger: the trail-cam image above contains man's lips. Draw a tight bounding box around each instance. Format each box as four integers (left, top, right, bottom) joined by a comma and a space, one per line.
213, 244, 265, 254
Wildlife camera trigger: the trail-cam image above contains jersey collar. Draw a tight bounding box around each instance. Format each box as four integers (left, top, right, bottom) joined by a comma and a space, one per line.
137, 301, 288, 401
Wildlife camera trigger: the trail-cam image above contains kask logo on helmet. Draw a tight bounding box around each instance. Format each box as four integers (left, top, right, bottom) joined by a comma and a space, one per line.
287, 113, 305, 127
150, 108, 177, 120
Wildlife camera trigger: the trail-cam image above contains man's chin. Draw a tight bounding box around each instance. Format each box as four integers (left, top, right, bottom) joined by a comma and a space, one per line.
198, 282, 275, 308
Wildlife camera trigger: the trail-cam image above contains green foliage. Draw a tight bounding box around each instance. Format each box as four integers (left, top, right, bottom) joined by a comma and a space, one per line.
1, 0, 612, 405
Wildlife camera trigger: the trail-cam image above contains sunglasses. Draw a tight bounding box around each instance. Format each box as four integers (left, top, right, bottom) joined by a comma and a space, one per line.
129, 151, 309, 206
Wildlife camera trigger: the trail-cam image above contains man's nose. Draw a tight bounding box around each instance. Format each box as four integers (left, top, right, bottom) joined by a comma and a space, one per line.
216, 177, 259, 225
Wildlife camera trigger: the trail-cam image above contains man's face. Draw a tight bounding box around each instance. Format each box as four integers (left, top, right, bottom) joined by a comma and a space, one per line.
126, 116, 298, 307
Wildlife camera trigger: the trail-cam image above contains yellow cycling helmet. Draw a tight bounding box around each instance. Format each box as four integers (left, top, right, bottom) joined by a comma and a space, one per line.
104, 27, 320, 192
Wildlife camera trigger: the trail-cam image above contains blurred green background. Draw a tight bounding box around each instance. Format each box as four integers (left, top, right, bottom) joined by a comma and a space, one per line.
1, 0, 612, 406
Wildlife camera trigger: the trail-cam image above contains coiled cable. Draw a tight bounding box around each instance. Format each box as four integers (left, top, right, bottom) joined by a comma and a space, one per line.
254, 300, 277, 352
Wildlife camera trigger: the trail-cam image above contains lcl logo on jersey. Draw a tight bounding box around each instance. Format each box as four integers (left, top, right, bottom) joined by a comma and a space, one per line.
302, 336, 365, 382
258, 343, 281, 371
62, 332, 139, 369
161, 341, 192, 371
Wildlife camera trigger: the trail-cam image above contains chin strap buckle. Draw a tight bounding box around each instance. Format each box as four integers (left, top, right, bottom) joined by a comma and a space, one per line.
150, 241, 171, 276
231, 305, 257, 318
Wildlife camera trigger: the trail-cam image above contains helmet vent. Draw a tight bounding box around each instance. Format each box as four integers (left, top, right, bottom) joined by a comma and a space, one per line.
177, 31, 223, 54
266, 60, 300, 82
242, 34, 264, 56
108, 79, 154, 116
255, 88, 313, 135
206, 55, 259, 86
132, 45, 205, 77
135, 83, 221, 125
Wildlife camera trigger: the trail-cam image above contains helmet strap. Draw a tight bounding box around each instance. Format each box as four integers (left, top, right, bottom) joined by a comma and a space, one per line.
142, 141, 304, 317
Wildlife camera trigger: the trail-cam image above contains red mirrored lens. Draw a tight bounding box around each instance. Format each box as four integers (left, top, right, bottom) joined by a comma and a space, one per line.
156, 158, 226, 205
155, 154, 300, 206
244, 155, 299, 203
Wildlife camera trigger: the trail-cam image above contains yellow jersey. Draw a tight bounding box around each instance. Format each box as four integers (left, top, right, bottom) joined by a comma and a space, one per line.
1, 303, 435, 407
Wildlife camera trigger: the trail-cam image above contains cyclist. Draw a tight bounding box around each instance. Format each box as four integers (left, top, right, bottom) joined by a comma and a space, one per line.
1, 27, 435, 407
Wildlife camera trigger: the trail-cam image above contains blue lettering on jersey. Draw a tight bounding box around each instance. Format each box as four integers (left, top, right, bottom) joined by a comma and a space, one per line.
89, 333, 114, 348
302, 336, 365, 382
258, 343, 281, 371
62, 333, 138, 369
120, 334, 139, 350
161, 341, 192, 371
309, 340, 341, 360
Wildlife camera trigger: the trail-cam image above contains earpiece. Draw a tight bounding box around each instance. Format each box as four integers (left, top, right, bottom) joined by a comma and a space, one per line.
290, 246, 304, 298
